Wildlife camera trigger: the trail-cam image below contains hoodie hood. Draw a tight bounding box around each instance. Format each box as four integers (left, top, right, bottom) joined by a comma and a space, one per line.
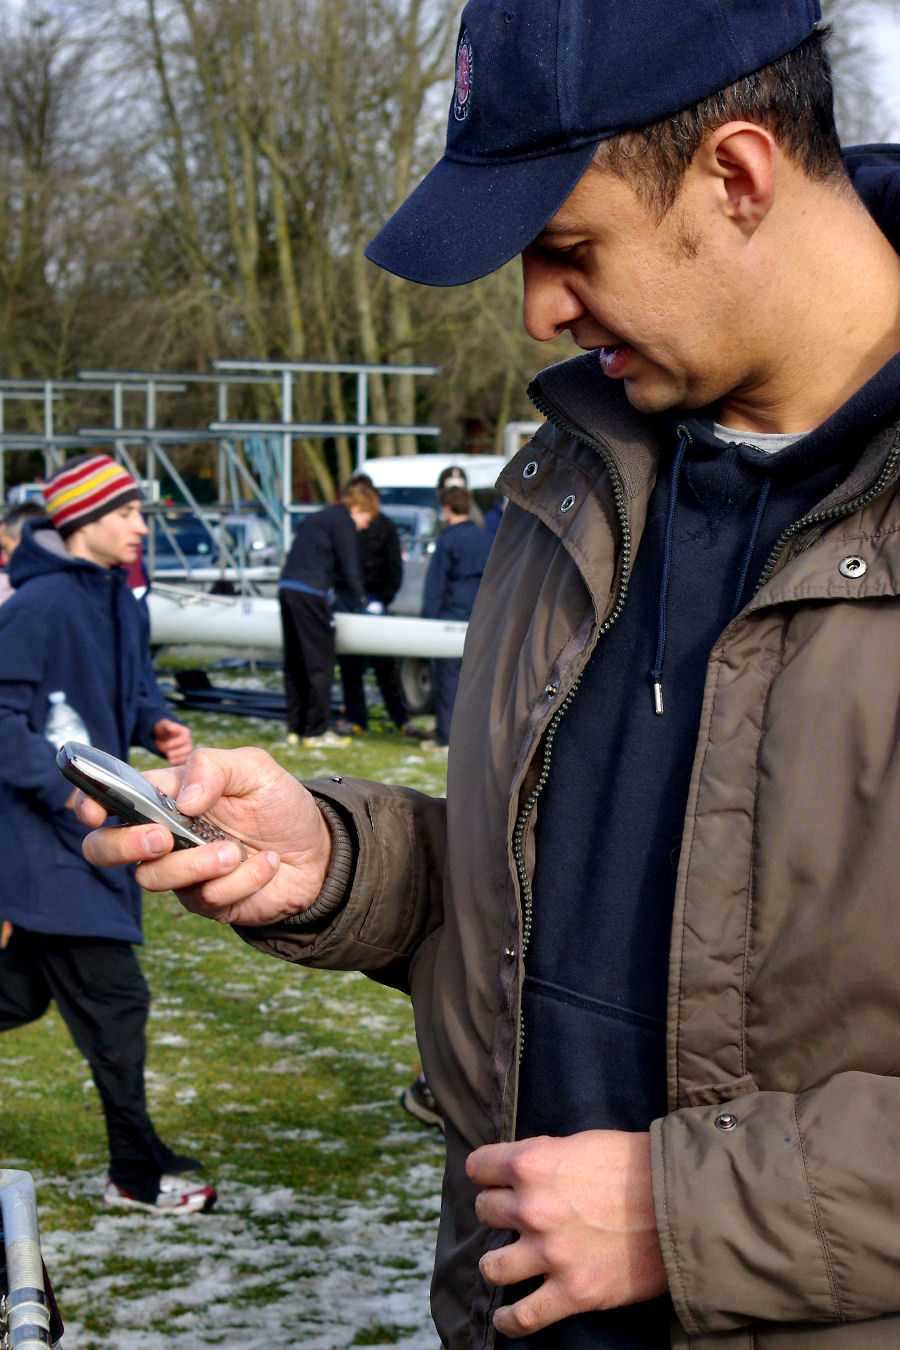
844, 143, 900, 255
9, 516, 103, 589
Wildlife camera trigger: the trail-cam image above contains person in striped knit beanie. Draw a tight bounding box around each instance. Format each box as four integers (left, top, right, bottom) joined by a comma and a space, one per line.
41, 452, 144, 538
0, 453, 216, 1215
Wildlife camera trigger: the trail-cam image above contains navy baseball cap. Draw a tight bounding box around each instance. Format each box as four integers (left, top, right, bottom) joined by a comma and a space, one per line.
365, 0, 822, 287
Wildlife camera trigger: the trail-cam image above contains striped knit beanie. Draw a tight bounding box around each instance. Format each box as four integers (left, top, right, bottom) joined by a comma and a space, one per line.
42, 454, 142, 539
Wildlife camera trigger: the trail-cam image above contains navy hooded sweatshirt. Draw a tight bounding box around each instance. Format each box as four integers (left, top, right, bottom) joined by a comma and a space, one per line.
0, 519, 176, 943
504, 147, 900, 1350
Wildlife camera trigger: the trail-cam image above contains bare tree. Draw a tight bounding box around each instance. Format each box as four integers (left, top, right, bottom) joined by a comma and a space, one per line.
0, 8, 91, 381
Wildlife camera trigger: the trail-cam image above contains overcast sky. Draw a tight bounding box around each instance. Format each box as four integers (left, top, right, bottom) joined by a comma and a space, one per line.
859, 6, 900, 138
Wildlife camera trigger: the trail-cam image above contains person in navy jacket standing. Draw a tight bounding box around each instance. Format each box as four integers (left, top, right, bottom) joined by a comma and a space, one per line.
421, 482, 492, 749
0, 454, 216, 1214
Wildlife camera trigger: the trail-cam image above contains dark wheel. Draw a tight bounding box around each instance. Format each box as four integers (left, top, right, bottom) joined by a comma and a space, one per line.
399, 656, 433, 714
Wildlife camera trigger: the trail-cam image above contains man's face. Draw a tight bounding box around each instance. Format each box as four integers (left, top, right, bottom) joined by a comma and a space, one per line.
521, 163, 754, 416
349, 506, 374, 531
69, 502, 147, 568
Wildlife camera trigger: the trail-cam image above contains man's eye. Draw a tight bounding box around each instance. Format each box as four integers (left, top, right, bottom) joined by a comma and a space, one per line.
542, 242, 580, 263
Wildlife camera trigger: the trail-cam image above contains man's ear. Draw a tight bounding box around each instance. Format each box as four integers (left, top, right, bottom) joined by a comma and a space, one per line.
697, 122, 777, 236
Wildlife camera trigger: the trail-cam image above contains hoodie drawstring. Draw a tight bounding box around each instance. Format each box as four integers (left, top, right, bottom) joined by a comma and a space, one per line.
650, 428, 773, 716
649, 430, 688, 715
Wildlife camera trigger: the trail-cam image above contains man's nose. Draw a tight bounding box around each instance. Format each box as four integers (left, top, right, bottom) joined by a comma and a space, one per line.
520, 251, 585, 342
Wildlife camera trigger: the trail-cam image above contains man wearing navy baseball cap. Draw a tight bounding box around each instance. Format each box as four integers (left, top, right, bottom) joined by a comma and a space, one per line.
366, 0, 826, 287
80, 3, 900, 1348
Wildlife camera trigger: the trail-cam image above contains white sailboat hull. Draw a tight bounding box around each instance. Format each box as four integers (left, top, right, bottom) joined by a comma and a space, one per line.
146, 587, 467, 658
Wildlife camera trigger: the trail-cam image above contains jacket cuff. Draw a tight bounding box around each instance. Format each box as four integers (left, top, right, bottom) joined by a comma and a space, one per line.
651, 1090, 835, 1333
277, 796, 357, 926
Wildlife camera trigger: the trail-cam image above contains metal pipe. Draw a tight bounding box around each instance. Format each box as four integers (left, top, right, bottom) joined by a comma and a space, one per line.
356, 371, 368, 469
212, 358, 438, 376
209, 420, 440, 437
0, 1170, 55, 1350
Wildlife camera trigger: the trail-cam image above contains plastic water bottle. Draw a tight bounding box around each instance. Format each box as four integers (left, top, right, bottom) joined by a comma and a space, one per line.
44, 691, 90, 748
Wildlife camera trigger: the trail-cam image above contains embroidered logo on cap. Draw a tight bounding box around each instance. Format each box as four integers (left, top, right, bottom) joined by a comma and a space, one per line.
453, 29, 473, 121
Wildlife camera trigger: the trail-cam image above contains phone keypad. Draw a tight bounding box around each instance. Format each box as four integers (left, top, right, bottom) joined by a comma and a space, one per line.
154, 787, 231, 844
185, 817, 230, 844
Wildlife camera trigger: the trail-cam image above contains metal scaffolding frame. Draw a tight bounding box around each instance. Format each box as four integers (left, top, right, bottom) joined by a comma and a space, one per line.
0, 359, 441, 572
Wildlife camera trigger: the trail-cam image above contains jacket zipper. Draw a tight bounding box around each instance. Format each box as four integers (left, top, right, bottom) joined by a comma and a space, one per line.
756, 429, 900, 588
486, 402, 634, 1350
510, 397, 634, 1016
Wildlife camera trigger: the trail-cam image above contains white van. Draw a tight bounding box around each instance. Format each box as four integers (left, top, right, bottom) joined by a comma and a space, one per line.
358, 453, 509, 713
359, 452, 508, 514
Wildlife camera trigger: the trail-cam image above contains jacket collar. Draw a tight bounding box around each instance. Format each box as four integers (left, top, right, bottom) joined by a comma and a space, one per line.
496, 358, 663, 625
518, 326, 900, 535
508, 343, 900, 624
523, 350, 662, 506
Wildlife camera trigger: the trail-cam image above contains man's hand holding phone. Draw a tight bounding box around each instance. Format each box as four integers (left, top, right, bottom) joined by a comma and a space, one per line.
77, 747, 333, 927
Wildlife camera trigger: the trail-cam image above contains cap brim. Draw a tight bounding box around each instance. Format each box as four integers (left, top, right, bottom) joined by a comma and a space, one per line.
364, 140, 601, 287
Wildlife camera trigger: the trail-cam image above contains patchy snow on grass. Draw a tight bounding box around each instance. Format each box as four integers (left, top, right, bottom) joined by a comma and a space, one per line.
40, 1165, 443, 1349
17, 668, 453, 1348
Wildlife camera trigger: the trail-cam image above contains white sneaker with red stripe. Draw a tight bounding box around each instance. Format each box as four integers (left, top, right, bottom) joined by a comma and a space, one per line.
104, 1174, 217, 1214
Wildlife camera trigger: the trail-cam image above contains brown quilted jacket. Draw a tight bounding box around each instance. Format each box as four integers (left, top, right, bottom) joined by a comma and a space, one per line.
243, 352, 900, 1350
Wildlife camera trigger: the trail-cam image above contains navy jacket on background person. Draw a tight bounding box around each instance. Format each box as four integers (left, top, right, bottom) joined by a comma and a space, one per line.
421, 519, 492, 621
0, 519, 175, 943
422, 517, 493, 747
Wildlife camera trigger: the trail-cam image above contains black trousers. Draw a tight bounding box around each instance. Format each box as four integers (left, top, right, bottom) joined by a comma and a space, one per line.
0, 928, 181, 1203
338, 653, 408, 729
279, 590, 335, 736
431, 657, 463, 746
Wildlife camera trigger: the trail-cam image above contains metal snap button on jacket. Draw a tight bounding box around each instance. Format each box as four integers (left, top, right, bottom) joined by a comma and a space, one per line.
839, 555, 867, 578
522, 461, 539, 479
715, 1112, 739, 1130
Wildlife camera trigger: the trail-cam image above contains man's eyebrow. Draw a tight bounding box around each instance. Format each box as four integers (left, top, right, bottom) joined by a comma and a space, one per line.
530, 220, 581, 248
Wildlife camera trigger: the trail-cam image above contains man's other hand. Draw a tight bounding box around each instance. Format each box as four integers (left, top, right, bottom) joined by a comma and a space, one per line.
467, 1130, 667, 1337
152, 717, 193, 765
78, 746, 334, 928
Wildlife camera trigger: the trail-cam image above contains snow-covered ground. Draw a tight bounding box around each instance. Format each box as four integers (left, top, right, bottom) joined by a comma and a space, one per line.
7, 675, 451, 1348
39, 1156, 443, 1348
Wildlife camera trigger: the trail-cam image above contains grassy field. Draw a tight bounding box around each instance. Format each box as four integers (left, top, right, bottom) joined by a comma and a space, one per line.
1, 654, 449, 1349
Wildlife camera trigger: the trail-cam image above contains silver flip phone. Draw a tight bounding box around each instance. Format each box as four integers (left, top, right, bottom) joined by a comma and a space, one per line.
57, 740, 245, 854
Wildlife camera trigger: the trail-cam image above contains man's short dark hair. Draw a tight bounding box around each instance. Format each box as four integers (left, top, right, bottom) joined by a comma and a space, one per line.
439, 485, 471, 516
343, 472, 377, 494
594, 29, 847, 217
